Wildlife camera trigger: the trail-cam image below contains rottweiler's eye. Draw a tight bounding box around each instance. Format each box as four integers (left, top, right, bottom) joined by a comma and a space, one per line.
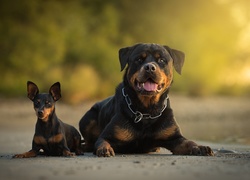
136, 58, 143, 63
158, 58, 166, 63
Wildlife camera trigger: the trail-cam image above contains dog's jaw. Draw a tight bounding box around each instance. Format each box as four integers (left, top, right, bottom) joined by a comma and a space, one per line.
130, 67, 167, 96
135, 79, 164, 94
128, 69, 173, 107
35, 107, 54, 122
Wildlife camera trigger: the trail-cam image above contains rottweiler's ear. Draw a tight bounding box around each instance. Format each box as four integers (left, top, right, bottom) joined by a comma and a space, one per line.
27, 81, 39, 101
119, 44, 141, 71
119, 47, 131, 71
49, 82, 61, 101
164, 46, 185, 75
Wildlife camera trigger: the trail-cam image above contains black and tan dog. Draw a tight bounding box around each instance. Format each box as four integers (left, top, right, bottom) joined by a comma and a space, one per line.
13, 81, 83, 158
79, 43, 214, 157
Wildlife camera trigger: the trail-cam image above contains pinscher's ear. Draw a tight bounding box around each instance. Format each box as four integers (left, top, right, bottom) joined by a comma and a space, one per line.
164, 46, 185, 75
49, 82, 61, 101
27, 81, 39, 101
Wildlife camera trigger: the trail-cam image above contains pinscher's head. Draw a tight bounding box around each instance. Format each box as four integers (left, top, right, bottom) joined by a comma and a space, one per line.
27, 81, 61, 122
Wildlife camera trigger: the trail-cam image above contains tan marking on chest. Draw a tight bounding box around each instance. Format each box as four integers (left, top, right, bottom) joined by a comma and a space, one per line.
48, 133, 64, 143
33, 136, 47, 145
114, 126, 134, 142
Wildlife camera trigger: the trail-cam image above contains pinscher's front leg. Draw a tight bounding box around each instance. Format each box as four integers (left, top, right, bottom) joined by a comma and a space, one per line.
13, 140, 41, 158
13, 149, 38, 158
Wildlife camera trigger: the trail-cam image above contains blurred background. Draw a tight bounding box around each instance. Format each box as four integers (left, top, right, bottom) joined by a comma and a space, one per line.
0, 0, 250, 147
0, 0, 250, 104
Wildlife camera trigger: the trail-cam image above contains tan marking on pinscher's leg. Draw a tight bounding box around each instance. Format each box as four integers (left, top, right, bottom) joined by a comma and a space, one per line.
13, 150, 37, 158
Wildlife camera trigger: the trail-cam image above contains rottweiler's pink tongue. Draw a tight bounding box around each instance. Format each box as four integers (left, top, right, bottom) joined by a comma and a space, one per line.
143, 81, 158, 91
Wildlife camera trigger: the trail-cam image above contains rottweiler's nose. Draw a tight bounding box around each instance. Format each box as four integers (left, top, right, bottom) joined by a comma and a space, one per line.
144, 63, 156, 73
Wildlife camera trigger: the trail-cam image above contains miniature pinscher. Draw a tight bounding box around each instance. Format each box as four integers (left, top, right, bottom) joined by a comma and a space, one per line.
13, 81, 83, 158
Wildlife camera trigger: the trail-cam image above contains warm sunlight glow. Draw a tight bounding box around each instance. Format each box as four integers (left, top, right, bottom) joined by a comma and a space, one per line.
223, 65, 250, 86
241, 67, 250, 84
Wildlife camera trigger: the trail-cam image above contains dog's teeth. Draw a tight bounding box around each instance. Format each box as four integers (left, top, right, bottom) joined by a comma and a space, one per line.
137, 82, 144, 89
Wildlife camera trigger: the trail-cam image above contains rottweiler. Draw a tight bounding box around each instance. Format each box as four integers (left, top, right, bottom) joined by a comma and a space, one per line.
79, 43, 214, 157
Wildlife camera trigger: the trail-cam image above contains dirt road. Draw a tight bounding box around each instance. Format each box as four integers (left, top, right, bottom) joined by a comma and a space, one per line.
0, 96, 249, 180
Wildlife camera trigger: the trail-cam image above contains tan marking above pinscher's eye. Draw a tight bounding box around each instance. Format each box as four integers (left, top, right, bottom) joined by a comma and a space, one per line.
45, 100, 52, 107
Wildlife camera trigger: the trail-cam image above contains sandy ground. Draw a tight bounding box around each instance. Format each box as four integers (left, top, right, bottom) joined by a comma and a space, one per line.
0, 95, 250, 180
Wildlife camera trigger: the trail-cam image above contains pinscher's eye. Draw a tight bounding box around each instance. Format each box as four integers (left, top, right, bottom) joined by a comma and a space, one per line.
45, 101, 51, 106
34, 100, 40, 107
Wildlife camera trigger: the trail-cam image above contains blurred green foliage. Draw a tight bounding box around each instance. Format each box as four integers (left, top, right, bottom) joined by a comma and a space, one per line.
0, 0, 249, 103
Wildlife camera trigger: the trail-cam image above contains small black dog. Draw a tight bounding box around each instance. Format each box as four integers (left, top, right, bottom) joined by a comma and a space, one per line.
13, 81, 83, 158
79, 43, 214, 157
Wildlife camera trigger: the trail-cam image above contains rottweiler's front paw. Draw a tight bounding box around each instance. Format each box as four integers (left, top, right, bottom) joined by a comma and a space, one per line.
191, 145, 214, 156
96, 141, 115, 157
172, 140, 214, 156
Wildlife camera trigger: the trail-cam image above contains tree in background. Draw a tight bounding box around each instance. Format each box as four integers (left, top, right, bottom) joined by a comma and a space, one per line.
0, 0, 249, 103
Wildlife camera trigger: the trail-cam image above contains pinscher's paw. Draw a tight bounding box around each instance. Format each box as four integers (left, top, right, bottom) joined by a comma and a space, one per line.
12, 151, 37, 158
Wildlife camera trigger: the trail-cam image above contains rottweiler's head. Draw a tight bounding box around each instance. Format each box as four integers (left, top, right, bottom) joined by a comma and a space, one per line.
119, 43, 184, 105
